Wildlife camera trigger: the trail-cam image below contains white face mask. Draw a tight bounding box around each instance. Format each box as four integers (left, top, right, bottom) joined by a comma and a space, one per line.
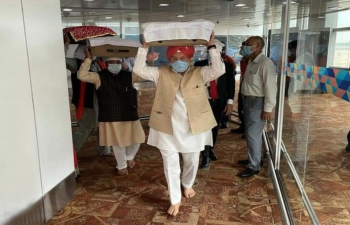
107, 64, 122, 74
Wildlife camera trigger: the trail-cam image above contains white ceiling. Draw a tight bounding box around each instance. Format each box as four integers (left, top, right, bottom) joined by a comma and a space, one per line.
60, 0, 350, 26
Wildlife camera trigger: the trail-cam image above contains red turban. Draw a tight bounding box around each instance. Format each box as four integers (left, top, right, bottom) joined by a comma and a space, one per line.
166, 46, 195, 60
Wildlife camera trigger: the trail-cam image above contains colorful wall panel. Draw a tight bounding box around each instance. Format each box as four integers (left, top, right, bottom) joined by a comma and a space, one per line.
285, 62, 350, 101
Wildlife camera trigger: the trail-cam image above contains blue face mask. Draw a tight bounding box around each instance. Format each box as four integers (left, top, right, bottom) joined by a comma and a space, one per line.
239, 49, 245, 56
171, 60, 189, 73
108, 64, 122, 74
242, 45, 256, 56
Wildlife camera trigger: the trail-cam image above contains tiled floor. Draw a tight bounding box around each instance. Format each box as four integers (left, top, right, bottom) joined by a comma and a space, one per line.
49, 85, 350, 224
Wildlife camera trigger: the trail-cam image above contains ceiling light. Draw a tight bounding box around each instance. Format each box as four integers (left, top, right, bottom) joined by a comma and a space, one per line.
318, 16, 325, 19
159, 3, 169, 6
242, 7, 249, 9
242, 18, 251, 20
84, 0, 94, 1
235, 4, 246, 7
105, 16, 113, 19
177, 15, 185, 17
87, 20, 94, 22
63, 8, 72, 11
291, 1, 297, 3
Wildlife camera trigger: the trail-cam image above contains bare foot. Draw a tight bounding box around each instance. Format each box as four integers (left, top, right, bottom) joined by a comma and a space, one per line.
127, 160, 136, 168
184, 188, 196, 199
118, 168, 128, 176
167, 202, 181, 216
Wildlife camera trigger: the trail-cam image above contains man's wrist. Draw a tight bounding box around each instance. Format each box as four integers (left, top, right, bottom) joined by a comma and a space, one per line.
207, 45, 216, 50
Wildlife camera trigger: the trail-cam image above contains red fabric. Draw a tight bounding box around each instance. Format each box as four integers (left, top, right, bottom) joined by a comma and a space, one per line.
210, 80, 218, 100
240, 60, 248, 81
73, 145, 78, 168
166, 46, 195, 60
63, 26, 116, 42
76, 82, 86, 120
76, 59, 106, 120
96, 59, 107, 69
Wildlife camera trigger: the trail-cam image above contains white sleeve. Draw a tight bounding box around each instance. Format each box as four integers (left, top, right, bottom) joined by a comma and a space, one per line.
262, 59, 277, 112
200, 48, 225, 83
133, 48, 160, 83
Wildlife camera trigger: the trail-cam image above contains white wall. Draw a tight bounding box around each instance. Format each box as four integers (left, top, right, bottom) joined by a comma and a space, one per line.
0, 0, 74, 222
0, 0, 43, 222
22, 0, 74, 194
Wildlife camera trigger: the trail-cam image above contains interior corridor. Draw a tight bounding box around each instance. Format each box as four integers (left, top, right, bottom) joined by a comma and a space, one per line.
48, 84, 350, 225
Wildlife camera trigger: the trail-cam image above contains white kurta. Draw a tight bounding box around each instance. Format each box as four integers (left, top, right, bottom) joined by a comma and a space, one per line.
147, 88, 212, 153
133, 47, 225, 153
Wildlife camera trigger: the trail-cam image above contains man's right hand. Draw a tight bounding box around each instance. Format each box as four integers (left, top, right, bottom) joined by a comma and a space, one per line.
142, 34, 149, 49
84, 48, 92, 60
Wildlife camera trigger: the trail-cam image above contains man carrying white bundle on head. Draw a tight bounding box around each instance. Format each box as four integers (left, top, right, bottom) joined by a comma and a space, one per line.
133, 31, 225, 216
77, 50, 145, 176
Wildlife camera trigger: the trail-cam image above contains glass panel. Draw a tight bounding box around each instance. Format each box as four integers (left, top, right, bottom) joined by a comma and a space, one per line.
277, 0, 350, 224
332, 31, 350, 68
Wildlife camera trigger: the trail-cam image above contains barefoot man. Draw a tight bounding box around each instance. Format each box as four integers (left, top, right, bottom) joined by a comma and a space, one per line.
133, 32, 225, 216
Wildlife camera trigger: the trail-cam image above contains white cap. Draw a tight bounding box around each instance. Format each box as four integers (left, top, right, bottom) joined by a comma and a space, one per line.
104, 56, 122, 62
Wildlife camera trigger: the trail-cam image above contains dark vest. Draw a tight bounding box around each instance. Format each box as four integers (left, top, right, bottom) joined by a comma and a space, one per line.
71, 59, 95, 109
96, 69, 139, 122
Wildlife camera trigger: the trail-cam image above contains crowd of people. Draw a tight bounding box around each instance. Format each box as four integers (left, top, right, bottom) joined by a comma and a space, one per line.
65, 32, 278, 216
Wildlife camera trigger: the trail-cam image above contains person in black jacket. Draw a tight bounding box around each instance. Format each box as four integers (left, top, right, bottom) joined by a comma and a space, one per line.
194, 40, 235, 168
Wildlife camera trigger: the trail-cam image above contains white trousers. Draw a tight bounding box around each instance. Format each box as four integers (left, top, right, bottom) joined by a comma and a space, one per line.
112, 143, 140, 170
159, 149, 200, 205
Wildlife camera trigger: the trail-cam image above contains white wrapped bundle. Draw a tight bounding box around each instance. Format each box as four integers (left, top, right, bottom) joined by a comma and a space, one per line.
87, 36, 142, 57
141, 20, 215, 46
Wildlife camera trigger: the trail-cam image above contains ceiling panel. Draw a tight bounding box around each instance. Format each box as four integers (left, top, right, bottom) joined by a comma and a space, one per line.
60, 0, 350, 26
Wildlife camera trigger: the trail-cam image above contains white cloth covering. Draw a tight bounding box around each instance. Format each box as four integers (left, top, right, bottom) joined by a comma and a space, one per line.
159, 149, 200, 205
88, 36, 142, 48
141, 20, 215, 43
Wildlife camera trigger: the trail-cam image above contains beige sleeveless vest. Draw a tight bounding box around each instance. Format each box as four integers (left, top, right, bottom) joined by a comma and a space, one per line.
149, 66, 217, 135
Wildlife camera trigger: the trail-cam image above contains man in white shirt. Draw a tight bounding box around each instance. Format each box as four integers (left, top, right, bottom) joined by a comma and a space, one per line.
238, 36, 277, 178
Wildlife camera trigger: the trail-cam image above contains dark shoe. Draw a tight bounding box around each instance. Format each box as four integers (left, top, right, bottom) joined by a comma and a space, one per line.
238, 168, 260, 178
209, 149, 218, 161
346, 144, 350, 152
237, 159, 263, 167
231, 127, 244, 134
220, 122, 229, 129
238, 159, 249, 165
200, 157, 210, 168
241, 134, 245, 139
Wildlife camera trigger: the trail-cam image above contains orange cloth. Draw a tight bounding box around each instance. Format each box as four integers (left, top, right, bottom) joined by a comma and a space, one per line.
166, 46, 195, 60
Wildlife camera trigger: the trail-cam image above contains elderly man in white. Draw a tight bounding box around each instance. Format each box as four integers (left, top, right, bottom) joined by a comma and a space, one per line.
133, 32, 225, 216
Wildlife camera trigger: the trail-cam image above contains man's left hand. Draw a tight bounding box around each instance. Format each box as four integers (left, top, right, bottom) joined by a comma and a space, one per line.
262, 111, 272, 121
224, 104, 233, 116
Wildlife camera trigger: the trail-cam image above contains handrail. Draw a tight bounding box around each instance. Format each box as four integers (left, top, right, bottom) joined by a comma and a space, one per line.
263, 130, 291, 225
266, 122, 320, 224
280, 142, 320, 225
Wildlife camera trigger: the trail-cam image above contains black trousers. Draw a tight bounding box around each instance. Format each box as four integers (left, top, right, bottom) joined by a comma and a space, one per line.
238, 89, 245, 128
347, 131, 350, 143
202, 99, 225, 157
